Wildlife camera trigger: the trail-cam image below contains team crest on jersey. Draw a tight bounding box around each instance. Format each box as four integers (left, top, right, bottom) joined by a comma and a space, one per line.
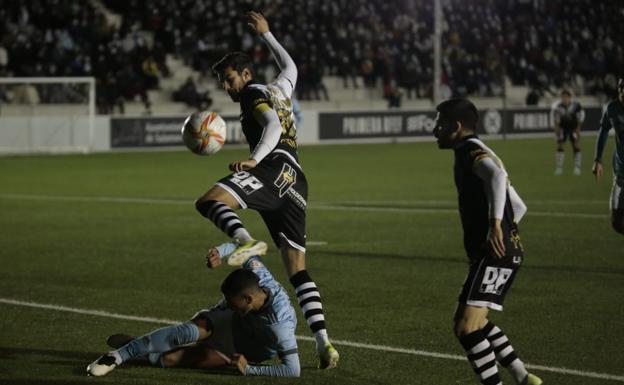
248, 259, 264, 269
479, 267, 513, 295
510, 229, 523, 251
274, 163, 297, 197
230, 171, 264, 195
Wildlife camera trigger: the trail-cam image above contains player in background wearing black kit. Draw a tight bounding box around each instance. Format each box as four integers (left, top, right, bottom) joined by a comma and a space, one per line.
550, 90, 585, 175
190, 11, 339, 369
433, 98, 542, 385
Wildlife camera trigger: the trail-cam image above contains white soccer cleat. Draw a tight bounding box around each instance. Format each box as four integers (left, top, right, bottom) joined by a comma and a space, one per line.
574, 167, 581, 175
317, 343, 339, 369
554, 168, 563, 176
87, 354, 118, 376
226, 239, 268, 266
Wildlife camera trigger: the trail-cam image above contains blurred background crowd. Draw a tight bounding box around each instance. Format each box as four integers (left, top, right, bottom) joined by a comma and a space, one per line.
0, 0, 622, 112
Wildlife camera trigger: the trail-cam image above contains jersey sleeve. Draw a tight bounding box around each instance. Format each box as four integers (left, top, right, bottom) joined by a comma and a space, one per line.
249, 108, 282, 163
261, 31, 297, 98
473, 156, 508, 220
244, 323, 300, 377
240, 87, 273, 117
242, 256, 276, 288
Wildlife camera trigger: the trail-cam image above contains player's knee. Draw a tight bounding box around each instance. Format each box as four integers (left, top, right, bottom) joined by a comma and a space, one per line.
160, 351, 181, 368
195, 199, 217, 217
453, 320, 478, 338
190, 317, 213, 340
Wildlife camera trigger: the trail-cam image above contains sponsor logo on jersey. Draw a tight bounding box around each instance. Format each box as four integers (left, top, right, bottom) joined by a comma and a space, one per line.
230, 172, 264, 195
479, 267, 513, 295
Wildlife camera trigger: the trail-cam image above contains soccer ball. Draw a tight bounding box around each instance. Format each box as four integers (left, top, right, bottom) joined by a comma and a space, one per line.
181, 111, 226, 155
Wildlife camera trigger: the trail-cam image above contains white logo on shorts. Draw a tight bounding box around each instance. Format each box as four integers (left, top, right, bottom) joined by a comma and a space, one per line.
230, 172, 263, 195
479, 267, 513, 295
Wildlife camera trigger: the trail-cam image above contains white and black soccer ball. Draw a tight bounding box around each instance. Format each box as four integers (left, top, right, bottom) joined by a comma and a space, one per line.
181, 111, 227, 155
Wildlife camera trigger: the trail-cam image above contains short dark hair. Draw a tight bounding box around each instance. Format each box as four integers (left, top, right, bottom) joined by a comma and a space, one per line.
220, 268, 260, 298
436, 98, 479, 130
212, 52, 254, 79
561, 89, 572, 97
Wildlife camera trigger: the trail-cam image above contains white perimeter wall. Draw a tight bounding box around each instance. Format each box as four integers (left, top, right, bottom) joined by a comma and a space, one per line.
0, 115, 110, 154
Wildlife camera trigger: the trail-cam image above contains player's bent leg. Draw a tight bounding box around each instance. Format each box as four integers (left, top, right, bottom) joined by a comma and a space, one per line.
572, 144, 582, 175
87, 321, 209, 377
195, 185, 267, 262
482, 321, 542, 385
453, 305, 503, 385
158, 345, 231, 369
452, 304, 488, 338
610, 177, 624, 235
554, 148, 564, 175
282, 243, 339, 369
611, 209, 624, 235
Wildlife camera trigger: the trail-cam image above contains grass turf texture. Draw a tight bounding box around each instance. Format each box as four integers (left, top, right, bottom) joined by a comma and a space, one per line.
0, 138, 622, 385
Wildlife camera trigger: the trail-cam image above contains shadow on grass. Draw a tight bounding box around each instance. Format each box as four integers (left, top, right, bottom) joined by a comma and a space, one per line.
0, 346, 243, 384
319, 250, 624, 276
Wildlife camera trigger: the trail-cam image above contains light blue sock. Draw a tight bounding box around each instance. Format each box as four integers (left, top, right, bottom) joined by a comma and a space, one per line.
216, 242, 237, 258
116, 321, 200, 362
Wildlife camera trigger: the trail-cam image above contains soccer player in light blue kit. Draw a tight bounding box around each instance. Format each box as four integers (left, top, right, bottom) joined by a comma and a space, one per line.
87, 243, 300, 377
592, 77, 624, 235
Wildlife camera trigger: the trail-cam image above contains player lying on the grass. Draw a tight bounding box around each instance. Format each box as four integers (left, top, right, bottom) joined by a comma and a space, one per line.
87, 244, 300, 377
592, 76, 624, 235
194, 11, 338, 368
433, 98, 543, 385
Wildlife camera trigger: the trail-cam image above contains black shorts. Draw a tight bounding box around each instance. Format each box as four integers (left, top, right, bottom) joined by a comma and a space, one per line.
216, 154, 307, 252
459, 228, 524, 311
557, 128, 579, 144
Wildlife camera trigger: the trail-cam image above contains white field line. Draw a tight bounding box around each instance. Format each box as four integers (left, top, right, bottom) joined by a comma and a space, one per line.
1, 298, 623, 382
0, 193, 609, 219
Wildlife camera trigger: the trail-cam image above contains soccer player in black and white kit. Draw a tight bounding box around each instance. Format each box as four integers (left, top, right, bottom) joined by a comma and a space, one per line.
550, 90, 585, 175
433, 98, 542, 385
592, 77, 624, 235
191, 11, 339, 369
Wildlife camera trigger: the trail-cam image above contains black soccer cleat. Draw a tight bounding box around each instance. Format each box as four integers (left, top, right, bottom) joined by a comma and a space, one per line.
106, 333, 134, 349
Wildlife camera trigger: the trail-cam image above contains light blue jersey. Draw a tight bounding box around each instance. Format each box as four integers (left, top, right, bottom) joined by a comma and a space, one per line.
235, 256, 300, 377
595, 99, 624, 177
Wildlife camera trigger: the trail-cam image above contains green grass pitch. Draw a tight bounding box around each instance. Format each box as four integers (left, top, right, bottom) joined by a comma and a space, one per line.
0, 138, 622, 385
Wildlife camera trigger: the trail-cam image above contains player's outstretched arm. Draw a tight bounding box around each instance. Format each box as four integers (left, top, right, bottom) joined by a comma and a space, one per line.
243, 352, 300, 377
247, 11, 297, 96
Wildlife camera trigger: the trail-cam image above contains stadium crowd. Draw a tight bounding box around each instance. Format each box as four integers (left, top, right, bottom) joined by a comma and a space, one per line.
0, 0, 622, 110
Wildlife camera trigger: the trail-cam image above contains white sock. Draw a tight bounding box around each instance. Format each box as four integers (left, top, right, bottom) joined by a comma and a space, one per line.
508, 358, 529, 384
233, 228, 253, 243
555, 151, 565, 170
109, 350, 122, 365
574, 151, 582, 170
315, 329, 330, 349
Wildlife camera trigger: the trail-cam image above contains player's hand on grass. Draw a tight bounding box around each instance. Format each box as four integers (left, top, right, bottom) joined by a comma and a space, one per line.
229, 159, 257, 172
592, 161, 603, 181
247, 11, 269, 34
206, 248, 222, 269
487, 219, 505, 258
232, 353, 248, 374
